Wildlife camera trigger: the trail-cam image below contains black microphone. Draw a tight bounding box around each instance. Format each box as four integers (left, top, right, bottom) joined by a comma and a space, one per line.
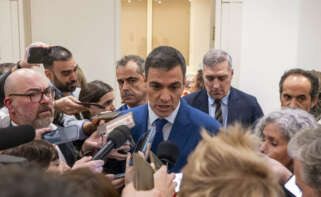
157, 141, 179, 170
92, 125, 131, 160
0, 125, 35, 150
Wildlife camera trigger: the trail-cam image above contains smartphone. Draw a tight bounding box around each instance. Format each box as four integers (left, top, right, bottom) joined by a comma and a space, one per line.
42, 125, 79, 145
284, 175, 302, 197
27, 47, 49, 64
91, 111, 121, 121
76, 101, 105, 109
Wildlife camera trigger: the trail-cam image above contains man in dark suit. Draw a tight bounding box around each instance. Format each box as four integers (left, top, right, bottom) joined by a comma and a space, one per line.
122, 46, 220, 172
115, 55, 147, 111
184, 49, 263, 128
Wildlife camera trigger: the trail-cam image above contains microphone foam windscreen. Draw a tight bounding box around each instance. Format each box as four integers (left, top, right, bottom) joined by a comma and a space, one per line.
108, 125, 131, 148
0, 125, 35, 150
157, 141, 179, 165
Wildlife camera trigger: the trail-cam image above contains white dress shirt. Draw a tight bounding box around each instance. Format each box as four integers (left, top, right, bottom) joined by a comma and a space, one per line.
147, 101, 180, 140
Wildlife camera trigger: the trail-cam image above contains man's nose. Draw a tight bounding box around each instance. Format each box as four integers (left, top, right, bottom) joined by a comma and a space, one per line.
40, 93, 52, 104
122, 81, 130, 90
159, 89, 171, 102
288, 99, 299, 109
212, 79, 220, 88
70, 70, 77, 81
260, 141, 268, 154
110, 103, 115, 111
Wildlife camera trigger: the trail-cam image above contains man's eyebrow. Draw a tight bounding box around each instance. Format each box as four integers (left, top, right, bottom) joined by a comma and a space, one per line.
126, 76, 138, 80
25, 88, 42, 92
149, 81, 161, 85
61, 65, 78, 73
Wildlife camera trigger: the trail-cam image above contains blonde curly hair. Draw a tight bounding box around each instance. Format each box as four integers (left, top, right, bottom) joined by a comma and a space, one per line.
179, 124, 284, 197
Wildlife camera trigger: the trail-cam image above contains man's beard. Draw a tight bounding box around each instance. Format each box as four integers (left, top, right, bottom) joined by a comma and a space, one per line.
32, 114, 54, 129
53, 74, 77, 93
15, 105, 54, 129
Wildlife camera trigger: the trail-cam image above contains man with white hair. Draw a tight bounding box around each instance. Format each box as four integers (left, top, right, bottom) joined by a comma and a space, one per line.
288, 126, 321, 197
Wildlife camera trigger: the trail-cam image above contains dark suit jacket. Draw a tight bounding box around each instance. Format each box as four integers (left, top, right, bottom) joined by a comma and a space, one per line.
122, 99, 220, 172
184, 88, 263, 127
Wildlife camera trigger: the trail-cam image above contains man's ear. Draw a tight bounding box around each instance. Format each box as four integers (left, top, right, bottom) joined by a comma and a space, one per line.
143, 74, 147, 83
4, 97, 14, 113
44, 69, 54, 82
311, 95, 319, 108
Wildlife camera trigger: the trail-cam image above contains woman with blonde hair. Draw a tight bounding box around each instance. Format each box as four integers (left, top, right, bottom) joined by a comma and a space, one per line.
180, 124, 284, 197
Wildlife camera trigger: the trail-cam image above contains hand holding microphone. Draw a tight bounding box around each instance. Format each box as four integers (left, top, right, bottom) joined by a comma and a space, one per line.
91, 125, 133, 161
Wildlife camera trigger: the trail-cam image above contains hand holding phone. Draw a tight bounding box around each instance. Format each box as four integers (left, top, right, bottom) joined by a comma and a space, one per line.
27, 46, 50, 64
91, 111, 122, 121
42, 125, 79, 145
76, 101, 106, 109
114, 173, 125, 179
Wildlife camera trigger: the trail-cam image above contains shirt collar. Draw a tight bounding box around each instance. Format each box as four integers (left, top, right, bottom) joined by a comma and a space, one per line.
148, 101, 181, 125
208, 90, 230, 106
10, 121, 57, 130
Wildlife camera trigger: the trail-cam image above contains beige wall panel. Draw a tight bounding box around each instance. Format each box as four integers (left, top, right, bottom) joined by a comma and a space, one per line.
189, 0, 212, 73
121, 0, 147, 58
152, 0, 190, 65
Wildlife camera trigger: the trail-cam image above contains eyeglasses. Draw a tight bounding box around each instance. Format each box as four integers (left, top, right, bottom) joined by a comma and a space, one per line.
9, 87, 55, 103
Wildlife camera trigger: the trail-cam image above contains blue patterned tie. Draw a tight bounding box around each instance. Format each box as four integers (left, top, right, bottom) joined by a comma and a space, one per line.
151, 118, 167, 153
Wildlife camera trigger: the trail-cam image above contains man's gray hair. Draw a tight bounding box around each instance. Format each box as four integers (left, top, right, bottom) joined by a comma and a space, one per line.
254, 108, 318, 141
288, 126, 321, 193
202, 49, 232, 68
116, 55, 145, 75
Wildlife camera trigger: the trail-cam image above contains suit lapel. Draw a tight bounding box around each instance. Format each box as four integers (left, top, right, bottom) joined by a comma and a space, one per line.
168, 100, 193, 148
131, 104, 149, 142
227, 87, 239, 124
196, 89, 209, 114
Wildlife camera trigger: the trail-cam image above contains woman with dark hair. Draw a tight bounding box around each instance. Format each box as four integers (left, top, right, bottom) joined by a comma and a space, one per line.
191, 69, 204, 92
1, 140, 60, 172
79, 80, 116, 119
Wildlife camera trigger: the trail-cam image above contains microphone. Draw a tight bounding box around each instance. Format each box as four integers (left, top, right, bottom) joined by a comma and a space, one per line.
157, 141, 179, 170
134, 127, 156, 154
92, 125, 131, 160
0, 125, 35, 150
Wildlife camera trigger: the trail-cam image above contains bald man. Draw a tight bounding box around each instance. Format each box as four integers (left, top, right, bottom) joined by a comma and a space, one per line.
1, 69, 77, 166
3, 69, 54, 129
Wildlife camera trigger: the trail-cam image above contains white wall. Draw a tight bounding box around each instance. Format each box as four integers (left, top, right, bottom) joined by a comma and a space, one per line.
239, 0, 321, 114
0, 0, 21, 63
296, 0, 321, 70
240, 0, 301, 114
29, 0, 121, 105
220, 1, 243, 88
